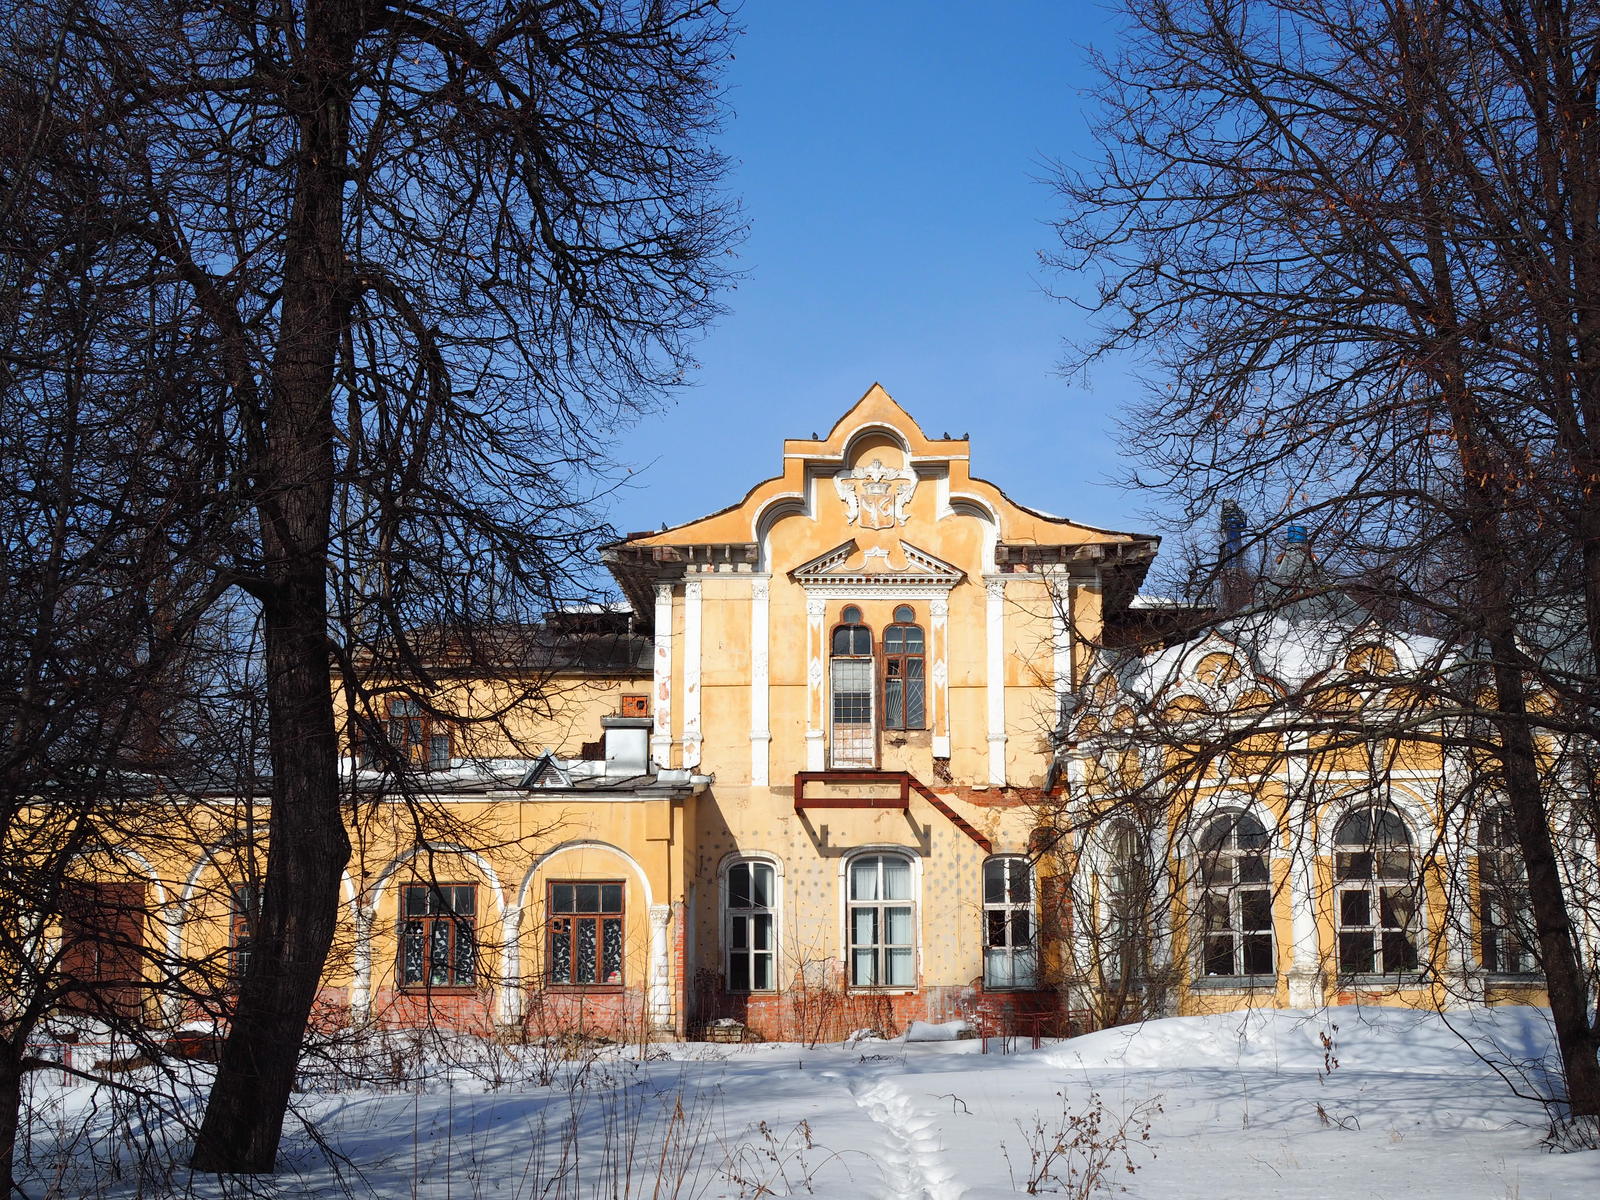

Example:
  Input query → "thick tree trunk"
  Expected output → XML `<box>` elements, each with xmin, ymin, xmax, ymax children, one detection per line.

<box><xmin>0</xmin><ymin>1044</ymin><xmax>22</xmax><ymax>1198</ymax></box>
<box><xmin>191</xmin><ymin>0</ymin><xmax>357</xmax><ymax>1173</ymax></box>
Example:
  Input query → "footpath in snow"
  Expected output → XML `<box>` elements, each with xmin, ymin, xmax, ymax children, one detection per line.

<box><xmin>19</xmin><ymin>1005</ymin><xmax>1599</xmax><ymax>1199</ymax></box>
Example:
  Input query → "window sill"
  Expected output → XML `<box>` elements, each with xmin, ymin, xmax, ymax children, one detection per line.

<box><xmin>847</xmin><ymin>986</ymin><xmax>918</xmax><ymax>995</ymax></box>
<box><xmin>1482</xmin><ymin>973</ymin><xmax>1544</xmax><ymax>985</ymax></box>
<box><xmin>1336</xmin><ymin>974</ymin><xmax>1427</xmax><ymax>988</ymax></box>
<box><xmin>1191</xmin><ymin>975</ymin><xmax>1276</xmax><ymax>992</ymax></box>
<box><xmin>546</xmin><ymin>984</ymin><xmax>626</xmax><ymax>994</ymax></box>
<box><xmin>398</xmin><ymin>985</ymin><xmax>481</xmax><ymax>995</ymax></box>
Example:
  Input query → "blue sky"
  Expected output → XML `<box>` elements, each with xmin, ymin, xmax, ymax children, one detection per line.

<box><xmin>604</xmin><ymin>2</ymin><xmax>1148</xmax><ymax>538</ymax></box>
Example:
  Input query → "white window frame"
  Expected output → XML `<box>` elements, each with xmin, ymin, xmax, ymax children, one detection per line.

<box><xmin>982</xmin><ymin>855</ymin><xmax>1037</xmax><ymax>989</ymax></box>
<box><xmin>1478</xmin><ymin>809</ymin><xmax>1538</xmax><ymax>976</ymax></box>
<box><xmin>1195</xmin><ymin>811</ymin><xmax>1275</xmax><ymax>979</ymax></box>
<box><xmin>842</xmin><ymin>849</ymin><xmax>919</xmax><ymax>990</ymax></box>
<box><xmin>1333</xmin><ymin>805</ymin><xmax>1421</xmax><ymax>977</ymax></box>
<box><xmin>721</xmin><ymin>855</ymin><xmax>780</xmax><ymax>992</ymax></box>
<box><xmin>830</xmin><ymin>608</ymin><xmax>876</xmax><ymax>768</ymax></box>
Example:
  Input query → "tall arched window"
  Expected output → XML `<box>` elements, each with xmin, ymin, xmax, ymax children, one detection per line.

<box><xmin>883</xmin><ymin>605</ymin><xmax>926</xmax><ymax>730</ymax></box>
<box><xmin>725</xmin><ymin>858</ymin><xmax>777</xmax><ymax>991</ymax></box>
<box><xmin>1478</xmin><ymin>809</ymin><xmax>1536</xmax><ymax>975</ymax></box>
<box><xmin>982</xmin><ymin>856</ymin><xmax>1036</xmax><ymax>988</ymax></box>
<box><xmin>1104</xmin><ymin>820</ymin><xmax>1150</xmax><ymax>987</ymax></box>
<box><xmin>1334</xmin><ymin>806</ymin><xmax>1418</xmax><ymax>975</ymax></box>
<box><xmin>830</xmin><ymin>606</ymin><xmax>874</xmax><ymax>768</ymax></box>
<box><xmin>1197</xmin><ymin>812</ymin><xmax>1273</xmax><ymax>977</ymax></box>
<box><xmin>848</xmin><ymin>852</ymin><xmax>915</xmax><ymax>987</ymax></box>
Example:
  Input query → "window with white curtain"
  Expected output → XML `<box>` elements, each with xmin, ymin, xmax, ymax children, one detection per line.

<box><xmin>848</xmin><ymin>853</ymin><xmax>915</xmax><ymax>987</ymax></box>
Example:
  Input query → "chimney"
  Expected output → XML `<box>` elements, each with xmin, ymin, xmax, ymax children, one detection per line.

<box><xmin>1218</xmin><ymin>501</ymin><xmax>1251</xmax><ymax>610</ymax></box>
<box><xmin>601</xmin><ymin>714</ymin><xmax>652</xmax><ymax>776</ymax></box>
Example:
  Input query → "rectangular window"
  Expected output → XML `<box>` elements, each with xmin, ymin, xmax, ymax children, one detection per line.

<box><xmin>983</xmin><ymin>856</ymin><xmax>1037</xmax><ymax>988</ymax></box>
<box><xmin>548</xmin><ymin>881</ymin><xmax>625</xmax><ymax>986</ymax></box>
<box><xmin>726</xmin><ymin>861</ymin><xmax>776</xmax><ymax>991</ymax></box>
<box><xmin>883</xmin><ymin>621</ymin><xmax>926</xmax><ymax>730</ymax></box>
<box><xmin>384</xmin><ymin>698</ymin><xmax>452</xmax><ymax>770</ymax></box>
<box><xmin>400</xmin><ymin>884</ymin><xmax>477</xmax><ymax>987</ymax></box>
<box><xmin>830</xmin><ymin>657</ymin><xmax>875</xmax><ymax>768</ymax></box>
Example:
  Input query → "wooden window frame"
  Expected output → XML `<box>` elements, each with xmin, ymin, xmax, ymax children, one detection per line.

<box><xmin>547</xmin><ymin>880</ymin><xmax>626</xmax><ymax>990</ymax></box>
<box><xmin>382</xmin><ymin>697</ymin><xmax>453</xmax><ymax>770</ymax></box>
<box><xmin>229</xmin><ymin>883</ymin><xmax>257</xmax><ymax>979</ymax></box>
<box><xmin>882</xmin><ymin>606</ymin><xmax>926</xmax><ymax>731</ymax></box>
<box><xmin>399</xmin><ymin>883</ymin><xmax>478</xmax><ymax>990</ymax></box>
<box><xmin>1478</xmin><ymin>809</ymin><xmax>1538</xmax><ymax>976</ymax></box>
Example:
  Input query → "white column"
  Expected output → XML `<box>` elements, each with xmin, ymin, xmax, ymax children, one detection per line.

<box><xmin>350</xmin><ymin>904</ymin><xmax>374</xmax><ymax>1023</ymax></box>
<box><xmin>930</xmin><ymin>597</ymin><xmax>950</xmax><ymax>758</ymax></box>
<box><xmin>986</xmin><ymin>577</ymin><xmax>1007</xmax><ymax>786</ymax></box>
<box><xmin>648</xmin><ymin>903</ymin><xmax>673</xmax><ymax>1031</ymax></box>
<box><xmin>651</xmin><ymin>582</ymin><xmax>674</xmax><ymax>770</ymax></box>
<box><xmin>499</xmin><ymin>905</ymin><xmax>524</xmax><ymax>1025</ymax></box>
<box><xmin>1283</xmin><ymin>737</ymin><xmax>1322</xmax><ymax>1008</ymax></box>
<box><xmin>682</xmin><ymin>577</ymin><xmax>703</xmax><ymax>768</ymax></box>
<box><xmin>805</xmin><ymin>594</ymin><xmax>826</xmax><ymax>770</ymax></box>
<box><xmin>750</xmin><ymin>577</ymin><xmax>771</xmax><ymax>785</ymax></box>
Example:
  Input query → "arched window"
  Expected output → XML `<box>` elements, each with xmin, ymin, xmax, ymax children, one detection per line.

<box><xmin>883</xmin><ymin>605</ymin><xmax>926</xmax><ymax>730</ymax></box>
<box><xmin>848</xmin><ymin>853</ymin><xmax>915</xmax><ymax>987</ymax></box>
<box><xmin>1197</xmin><ymin>812</ymin><xmax>1273</xmax><ymax>977</ymax></box>
<box><xmin>982</xmin><ymin>856</ymin><xmax>1036</xmax><ymax>988</ymax></box>
<box><xmin>725</xmin><ymin>858</ymin><xmax>777</xmax><ymax>991</ymax></box>
<box><xmin>1334</xmin><ymin>806</ymin><xmax>1418</xmax><ymax>975</ymax></box>
<box><xmin>1479</xmin><ymin>810</ymin><xmax>1536</xmax><ymax>975</ymax></box>
<box><xmin>1104</xmin><ymin>820</ymin><xmax>1150</xmax><ymax>987</ymax></box>
<box><xmin>830</xmin><ymin>608</ymin><xmax>874</xmax><ymax>768</ymax></box>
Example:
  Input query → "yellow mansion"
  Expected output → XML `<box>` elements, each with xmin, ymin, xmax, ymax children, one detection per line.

<box><xmin>57</xmin><ymin>386</ymin><xmax>1592</xmax><ymax>1040</ymax></box>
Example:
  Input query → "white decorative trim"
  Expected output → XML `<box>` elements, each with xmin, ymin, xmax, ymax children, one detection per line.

<box><xmin>1049</xmin><ymin>577</ymin><xmax>1072</xmax><ymax>725</ymax></box>
<box><xmin>750</xmin><ymin>575</ymin><xmax>771</xmax><ymax>785</ymax></box>
<box><xmin>806</xmin><ymin>596</ymin><xmax>826</xmax><ymax>756</ymax></box>
<box><xmin>683</xmin><ymin>579</ymin><xmax>702</xmax><ymax>768</ymax></box>
<box><xmin>805</xmin><ymin>729</ymin><xmax>826</xmax><ymax>771</ymax></box>
<box><xmin>652</xmin><ymin>582</ymin><xmax>674</xmax><ymax>770</ymax></box>
<box><xmin>930</xmin><ymin>597</ymin><xmax>949</xmax><ymax>753</ymax></box>
<box><xmin>986</xmin><ymin>577</ymin><xmax>1007</xmax><ymax>786</ymax></box>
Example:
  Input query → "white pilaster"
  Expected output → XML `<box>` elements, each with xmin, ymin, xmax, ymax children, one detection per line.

<box><xmin>499</xmin><ymin>906</ymin><xmax>524</xmax><ymax>1025</ymax></box>
<box><xmin>350</xmin><ymin>904</ymin><xmax>374</xmax><ymax>1023</ymax></box>
<box><xmin>986</xmin><ymin>577</ymin><xmax>1007</xmax><ymax>786</ymax></box>
<box><xmin>682</xmin><ymin>577</ymin><xmax>703</xmax><ymax>768</ymax></box>
<box><xmin>806</xmin><ymin>594</ymin><xmax>826</xmax><ymax>771</ymax></box>
<box><xmin>930</xmin><ymin>597</ymin><xmax>950</xmax><ymax>758</ymax></box>
<box><xmin>750</xmin><ymin>577</ymin><xmax>771</xmax><ymax>785</ymax></box>
<box><xmin>651</xmin><ymin>582</ymin><xmax>674</xmax><ymax>770</ymax></box>
<box><xmin>1283</xmin><ymin>736</ymin><xmax>1322</xmax><ymax>1007</ymax></box>
<box><xmin>1050</xmin><ymin>572</ymin><xmax>1073</xmax><ymax>729</ymax></box>
<box><xmin>648</xmin><ymin>903</ymin><xmax>673</xmax><ymax>1031</ymax></box>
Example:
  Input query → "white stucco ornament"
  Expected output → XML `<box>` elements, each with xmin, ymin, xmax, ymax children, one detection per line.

<box><xmin>834</xmin><ymin>458</ymin><xmax>916</xmax><ymax>529</ymax></box>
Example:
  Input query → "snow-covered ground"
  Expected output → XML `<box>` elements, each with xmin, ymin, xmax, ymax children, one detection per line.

<box><xmin>20</xmin><ymin>1006</ymin><xmax>1600</xmax><ymax>1198</ymax></box>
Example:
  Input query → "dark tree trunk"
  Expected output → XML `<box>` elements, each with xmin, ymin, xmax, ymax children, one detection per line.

<box><xmin>190</xmin><ymin>0</ymin><xmax>358</xmax><ymax>1173</ymax></box>
<box><xmin>0</xmin><ymin>1044</ymin><xmax>22</xmax><ymax>1199</ymax></box>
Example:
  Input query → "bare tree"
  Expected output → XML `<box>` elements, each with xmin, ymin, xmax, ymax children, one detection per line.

<box><xmin>1</xmin><ymin>0</ymin><xmax>737</xmax><ymax>1173</ymax></box>
<box><xmin>1049</xmin><ymin>0</ymin><xmax>1600</xmax><ymax>1118</ymax></box>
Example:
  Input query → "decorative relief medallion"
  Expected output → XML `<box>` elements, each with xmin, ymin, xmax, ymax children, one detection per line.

<box><xmin>806</xmin><ymin>596</ymin><xmax>827</xmax><ymax>619</ymax></box>
<box><xmin>931</xmin><ymin>659</ymin><xmax>948</xmax><ymax>687</ymax></box>
<box><xmin>834</xmin><ymin>458</ymin><xmax>916</xmax><ymax>529</ymax></box>
<box><xmin>807</xmin><ymin>656</ymin><xmax>824</xmax><ymax>688</ymax></box>
<box><xmin>929</xmin><ymin>598</ymin><xmax>949</xmax><ymax>619</ymax></box>
<box><xmin>751</xmin><ymin>577</ymin><xmax>769</xmax><ymax>601</ymax></box>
